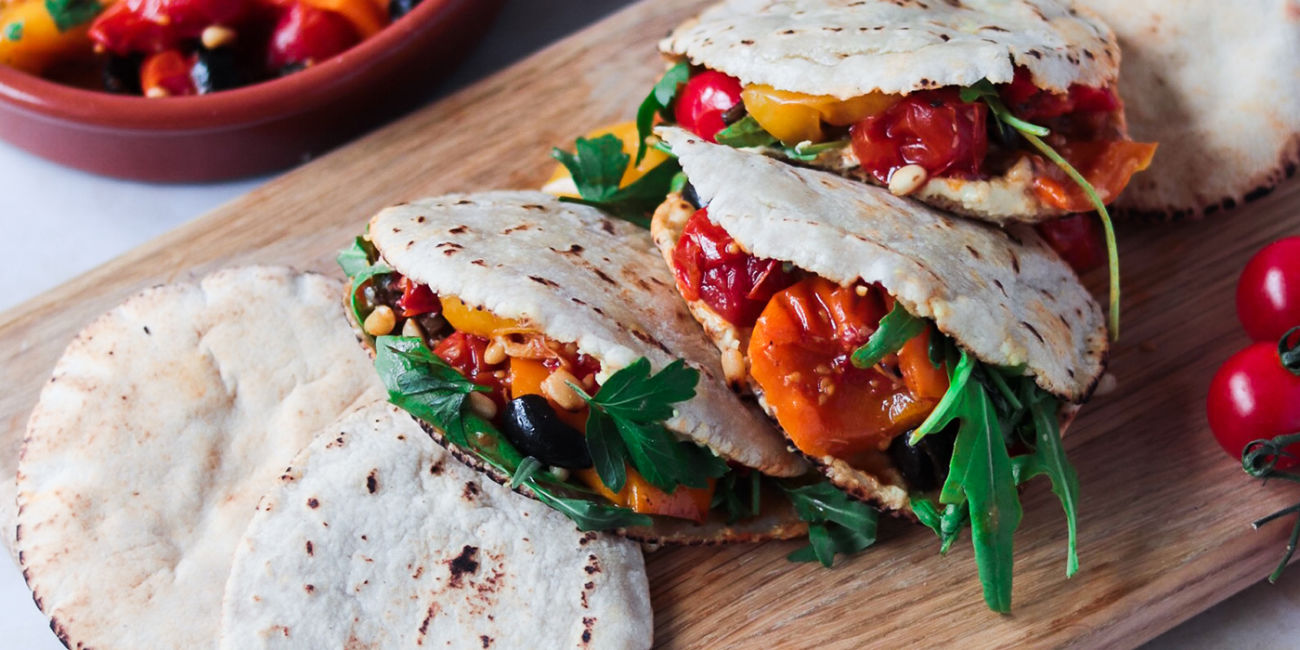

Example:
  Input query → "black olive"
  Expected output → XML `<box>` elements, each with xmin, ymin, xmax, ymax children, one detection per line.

<box><xmin>191</xmin><ymin>47</ymin><xmax>241</xmax><ymax>94</ymax></box>
<box><xmin>887</xmin><ymin>424</ymin><xmax>958</xmax><ymax>492</ymax></box>
<box><xmin>500</xmin><ymin>395</ymin><xmax>592</xmax><ymax>469</ymax></box>
<box><xmin>102</xmin><ymin>54</ymin><xmax>143</xmax><ymax>95</ymax></box>
<box><xmin>990</xmin><ymin>116</ymin><xmax>1019</xmax><ymax>148</ymax></box>
<box><xmin>388</xmin><ymin>0</ymin><xmax>422</xmax><ymax>20</ymax></box>
<box><xmin>681</xmin><ymin>181</ymin><xmax>702</xmax><ymax>209</ymax></box>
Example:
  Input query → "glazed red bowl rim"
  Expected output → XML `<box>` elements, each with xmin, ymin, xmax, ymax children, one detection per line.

<box><xmin>0</xmin><ymin>0</ymin><xmax>458</xmax><ymax>132</ymax></box>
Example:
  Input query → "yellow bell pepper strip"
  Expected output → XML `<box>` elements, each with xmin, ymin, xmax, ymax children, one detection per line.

<box><xmin>439</xmin><ymin>295</ymin><xmax>520</xmax><ymax>338</ymax></box>
<box><xmin>740</xmin><ymin>84</ymin><xmax>899</xmax><ymax>145</ymax></box>
<box><xmin>0</xmin><ymin>0</ymin><xmax>95</xmax><ymax>75</ymax></box>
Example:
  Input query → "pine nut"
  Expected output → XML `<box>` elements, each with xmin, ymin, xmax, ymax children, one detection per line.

<box><xmin>201</xmin><ymin>25</ymin><xmax>237</xmax><ymax>50</ymax></box>
<box><xmin>467</xmin><ymin>392</ymin><xmax>498</xmax><ymax>420</ymax></box>
<box><xmin>401</xmin><ymin>318</ymin><xmax>423</xmax><ymax>339</ymax></box>
<box><xmin>483</xmin><ymin>339</ymin><xmax>507</xmax><ymax>366</ymax></box>
<box><xmin>549</xmin><ymin>466</ymin><xmax>571</xmax><ymax>482</ymax></box>
<box><xmin>542</xmin><ymin>368</ymin><xmax>586</xmax><ymax>412</ymax></box>
<box><xmin>721</xmin><ymin>349</ymin><xmax>746</xmax><ymax>383</ymax></box>
<box><xmin>888</xmin><ymin>164</ymin><xmax>928</xmax><ymax>196</ymax></box>
<box><xmin>363</xmin><ymin>305</ymin><xmax>396</xmax><ymax>336</ymax></box>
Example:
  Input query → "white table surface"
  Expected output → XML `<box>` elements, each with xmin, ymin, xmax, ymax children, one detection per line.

<box><xmin>1</xmin><ymin>1</ymin><xmax>1295</xmax><ymax>647</ymax></box>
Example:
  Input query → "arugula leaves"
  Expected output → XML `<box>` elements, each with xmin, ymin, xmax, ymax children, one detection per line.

<box><xmin>715</xmin><ymin>116</ymin><xmax>779</xmax><ymax>148</ymax></box>
<box><xmin>850</xmin><ymin>301</ymin><xmax>927</xmax><ymax>369</ymax></box>
<box><xmin>336</xmin><ymin>236</ymin><xmax>392</xmax><ymax>333</ymax></box>
<box><xmin>713</xmin><ymin>470</ymin><xmax>762</xmax><ymax>524</ymax></box>
<box><xmin>635</xmin><ymin>61</ymin><xmax>691</xmax><ymax>164</ymax></box>
<box><xmin>574</xmin><ymin>358</ymin><xmax>729</xmax><ymax>494</ymax></box>
<box><xmin>550</xmin><ymin>135</ymin><xmax>682</xmax><ymax>228</ymax></box>
<box><xmin>373</xmin><ymin>335</ymin><xmax>652</xmax><ymax>531</ymax></box>
<box><xmin>45</xmin><ymin>0</ymin><xmax>101</xmax><ymax>32</ymax></box>
<box><xmin>782</xmin><ymin>481</ymin><xmax>879</xmax><ymax>567</ymax></box>
<box><xmin>961</xmin><ymin>79</ymin><xmax>1121</xmax><ymax>341</ymax></box>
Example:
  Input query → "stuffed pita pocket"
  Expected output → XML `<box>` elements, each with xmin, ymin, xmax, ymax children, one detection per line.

<box><xmin>340</xmin><ymin>191</ymin><xmax>879</xmax><ymax>555</ymax></box>
<box><xmin>652</xmin><ymin>128</ymin><xmax>1106</xmax><ymax>611</ymax></box>
<box><xmin>221</xmin><ymin>401</ymin><xmax>652</xmax><ymax>650</ymax></box>
<box><xmin>637</xmin><ymin>0</ymin><xmax>1156</xmax><ymax>226</ymax></box>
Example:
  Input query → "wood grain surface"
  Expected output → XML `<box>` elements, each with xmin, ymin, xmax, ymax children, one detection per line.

<box><xmin>3</xmin><ymin>1</ymin><xmax>1298</xmax><ymax>647</ymax></box>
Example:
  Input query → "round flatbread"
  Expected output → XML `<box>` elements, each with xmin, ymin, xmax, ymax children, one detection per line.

<box><xmin>219</xmin><ymin>401</ymin><xmax>652</xmax><ymax>650</ymax></box>
<box><xmin>1079</xmin><ymin>0</ymin><xmax>1300</xmax><ymax>218</ymax></box>
<box><xmin>368</xmin><ymin>191</ymin><xmax>806</xmax><ymax>479</ymax></box>
<box><xmin>16</xmin><ymin>266</ymin><xmax>383</xmax><ymax>650</ymax></box>
<box><xmin>660</xmin><ymin>0</ymin><xmax>1119</xmax><ymax>99</ymax></box>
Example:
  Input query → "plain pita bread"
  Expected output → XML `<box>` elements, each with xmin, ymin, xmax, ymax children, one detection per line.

<box><xmin>657</xmin><ymin>127</ymin><xmax>1106</xmax><ymax>404</ymax></box>
<box><xmin>659</xmin><ymin>0</ymin><xmax>1119</xmax><ymax>99</ymax></box>
<box><xmin>219</xmin><ymin>401</ymin><xmax>651</xmax><ymax>650</ymax></box>
<box><xmin>368</xmin><ymin>191</ymin><xmax>806</xmax><ymax>479</ymax></box>
<box><xmin>16</xmin><ymin>266</ymin><xmax>383</xmax><ymax>649</ymax></box>
<box><xmin>1079</xmin><ymin>0</ymin><xmax>1300</xmax><ymax>218</ymax></box>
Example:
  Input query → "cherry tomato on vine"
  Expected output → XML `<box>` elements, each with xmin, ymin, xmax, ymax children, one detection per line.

<box><xmin>674</xmin><ymin>70</ymin><xmax>742</xmax><ymax>142</ymax></box>
<box><xmin>1236</xmin><ymin>237</ymin><xmax>1300</xmax><ymax>343</ymax></box>
<box><xmin>1035</xmin><ymin>213</ymin><xmax>1106</xmax><ymax>273</ymax></box>
<box><xmin>1206</xmin><ymin>334</ymin><xmax>1300</xmax><ymax>469</ymax></box>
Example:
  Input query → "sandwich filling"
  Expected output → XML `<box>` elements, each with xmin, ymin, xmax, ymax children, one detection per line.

<box><xmin>653</xmin><ymin>193</ymin><xmax>1083</xmax><ymax>611</ymax></box>
<box><xmin>643</xmin><ymin>63</ymin><xmax>1156</xmax><ymax>222</ymax></box>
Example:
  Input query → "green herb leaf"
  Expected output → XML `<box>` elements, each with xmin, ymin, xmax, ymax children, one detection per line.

<box><xmin>780</xmin><ymin>139</ymin><xmax>849</xmax><ymax>162</ymax></box>
<box><xmin>585</xmin><ymin>410</ymin><xmax>628</xmax><ymax>493</ymax></box>
<box><xmin>635</xmin><ymin>62</ymin><xmax>690</xmax><ymax>164</ymax></box>
<box><xmin>782</xmin><ymin>481</ymin><xmax>879</xmax><ymax>567</ymax></box>
<box><xmin>574</xmin><ymin>359</ymin><xmax>726</xmax><ymax>494</ymax></box>
<box><xmin>961</xmin><ymin>78</ymin><xmax>1120</xmax><ymax>341</ymax></box>
<box><xmin>850</xmin><ymin>301</ymin><xmax>927</xmax><ymax>369</ymax></box>
<box><xmin>715</xmin><ymin>115</ymin><xmax>779</xmax><ymax>148</ymax></box>
<box><xmin>938</xmin><ymin>501</ymin><xmax>969</xmax><ymax>554</ymax></box>
<box><xmin>531</xmin><ymin>489</ymin><xmax>654</xmax><ymax>531</ymax></box>
<box><xmin>1020</xmin><ymin>391</ymin><xmax>1081</xmax><ymax>577</ymax></box>
<box><xmin>45</xmin><ymin>0</ymin><xmax>101</xmax><ymax>31</ymax></box>
<box><xmin>712</xmin><ymin>470</ymin><xmax>762</xmax><ymax>523</ymax></box>
<box><xmin>336</xmin><ymin>237</ymin><xmax>393</xmax><ymax>333</ymax></box>
<box><xmin>511</xmin><ymin>457</ymin><xmax>544</xmax><ymax>489</ymax></box>
<box><xmin>3</xmin><ymin>21</ymin><xmax>23</xmax><ymax>42</ymax></box>
<box><xmin>552</xmin><ymin>135</ymin><xmax>682</xmax><ymax>228</ymax></box>
<box><xmin>912</xmin><ymin>349</ymin><xmax>975</xmax><ymax>443</ymax></box>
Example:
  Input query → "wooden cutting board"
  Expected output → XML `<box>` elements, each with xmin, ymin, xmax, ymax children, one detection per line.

<box><xmin>2</xmin><ymin>1</ymin><xmax>1298</xmax><ymax>647</ymax></box>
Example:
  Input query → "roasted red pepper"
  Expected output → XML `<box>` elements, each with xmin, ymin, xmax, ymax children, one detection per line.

<box><xmin>433</xmin><ymin>332</ymin><xmax>509</xmax><ymax>406</ymax></box>
<box><xmin>1000</xmin><ymin>67</ymin><xmax>1120</xmax><ymax>122</ymax></box>
<box><xmin>90</xmin><ymin>0</ymin><xmax>252</xmax><ymax>55</ymax></box>
<box><xmin>396</xmin><ymin>277</ymin><xmax>440</xmax><ymax>318</ymax></box>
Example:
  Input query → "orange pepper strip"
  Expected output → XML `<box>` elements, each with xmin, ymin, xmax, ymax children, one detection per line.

<box><xmin>576</xmin><ymin>468</ymin><xmax>714</xmax><ymax>524</ymax></box>
<box><xmin>1033</xmin><ymin>140</ymin><xmax>1158</xmax><ymax>212</ymax></box>
<box><xmin>898</xmin><ymin>329</ymin><xmax>949</xmax><ymax>401</ymax></box>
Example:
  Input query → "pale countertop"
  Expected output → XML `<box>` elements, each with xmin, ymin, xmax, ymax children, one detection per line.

<box><xmin>1</xmin><ymin>1</ymin><xmax>1295</xmax><ymax>647</ymax></box>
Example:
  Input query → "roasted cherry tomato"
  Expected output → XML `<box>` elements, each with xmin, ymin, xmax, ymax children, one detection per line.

<box><xmin>671</xmin><ymin>208</ymin><xmax>796</xmax><ymax>326</ymax></box>
<box><xmin>433</xmin><ymin>331</ymin><xmax>508</xmax><ymax>405</ymax></box>
<box><xmin>1237</xmin><ymin>237</ymin><xmax>1300</xmax><ymax>343</ymax></box>
<box><xmin>90</xmin><ymin>0</ymin><xmax>252</xmax><ymax>55</ymax></box>
<box><xmin>1036</xmin><ymin>214</ymin><xmax>1106</xmax><ymax>273</ymax></box>
<box><xmin>1207</xmin><ymin>335</ymin><xmax>1300</xmax><ymax>469</ymax></box>
<box><xmin>140</xmin><ymin>49</ymin><xmax>196</xmax><ymax>96</ymax></box>
<box><xmin>396</xmin><ymin>277</ymin><xmax>439</xmax><ymax>317</ymax></box>
<box><xmin>1000</xmin><ymin>67</ymin><xmax>1120</xmax><ymax>122</ymax></box>
<box><xmin>748</xmin><ymin>277</ymin><xmax>935</xmax><ymax>461</ymax></box>
<box><xmin>850</xmin><ymin>89</ymin><xmax>988</xmax><ymax>183</ymax></box>
<box><xmin>267</xmin><ymin>0</ymin><xmax>360</xmax><ymax>71</ymax></box>
<box><xmin>1032</xmin><ymin>140</ymin><xmax>1157</xmax><ymax>212</ymax></box>
<box><xmin>674</xmin><ymin>70</ymin><xmax>742</xmax><ymax>142</ymax></box>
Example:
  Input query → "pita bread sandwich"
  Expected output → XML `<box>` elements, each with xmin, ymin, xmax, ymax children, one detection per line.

<box><xmin>339</xmin><ymin>191</ymin><xmax>879</xmax><ymax>559</ymax></box>
<box><xmin>16</xmin><ymin>266</ymin><xmax>383</xmax><ymax>649</ymax></box>
<box><xmin>1077</xmin><ymin>0</ymin><xmax>1298</xmax><ymax>219</ymax></box>
<box><xmin>651</xmin><ymin>128</ymin><xmax>1106</xmax><ymax>612</ymax></box>
<box><xmin>641</xmin><ymin>0</ymin><xmax>1157</xmax><ymax>226</ymax></box>
<box><xmin>221</xmin><ymin>401</ymin><xmax>652</xmax><ymax>650</ymax></box>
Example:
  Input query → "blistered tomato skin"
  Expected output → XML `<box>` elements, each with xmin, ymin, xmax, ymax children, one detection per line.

<box><xmin>850</xmin><ymin>89</ymin><xmax>988</xmax><ymax>183</ymax></box>
<box><xmin>433</xmin><ymin>332</ymin><xmax>508</xmax><ymax>405</ymax></box>
<box><xmin>1036</xmin><ymin>214</ymin><xmax>1106</xmax><ymax>273</ymax></box>
<box><xmin>671</xmin><ymin>208</ymin><xmax>796</xmax><ymax>327</ymax></box>
<box><xmin>1000</xmin><ymin>67</ymin><xmax>1120</xmax><ymax>122</ymax></box>
<box><xmin>1206</xmin><ymin>341</ymin><xmax>1300</xmax><ymax>469</ymax></box>
<box><xmin>674</xmin><ymin>71</ymin><xmax>743</xmax><ymax>142</ymax></box>
<box><xmin>1236</xmin><ymin>237</ymin><xmax>1300</xmax><ymax>343</ymax></box>
<box><xmin>267</xmin><ymin>1</ymin><xmax>360</xmax><ymax>71</ymax></box>
<box><xmin>396</xmin><ymin>277</ymin><xmax>440</xmax><ymax>317</ymax></box>
<box><xmin>90</xmin><ymin>0</ymin><xmax>252</xmax><ymax>55</ymax></box>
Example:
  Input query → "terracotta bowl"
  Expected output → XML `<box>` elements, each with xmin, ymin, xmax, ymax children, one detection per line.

<box><xmin>0</xmin><ymin>0</ymin><xmax>503</xmax><ymax>182</ymax></box>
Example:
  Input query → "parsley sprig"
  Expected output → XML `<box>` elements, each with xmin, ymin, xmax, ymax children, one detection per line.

<box><xmin>782</xmin><ymin>481</ymin><xmax>880</xmax><ymax>567</ymax></box>
<box><xmin>635</xmin><ymin>61</ymin><xmax>691</xmax><ymax>164</ymax></box>
<box><xmin>960</xmin><ymin>79</ymin><xmax>1122</xmax><ymax>341</ymax></box>
<box><xmin>45</xmin><ymin>0</ymin><xmax>101</xmax><ymax>32</ymax></box>
<box><xmin>572</xmin><ymin>358</ymin><xmax>729</xmax><ymax>493</ymax></box>
<box><xmin>550</xmin><ymin>135</ymin><xmax>682</xmax><ymax>228</ymax></box>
